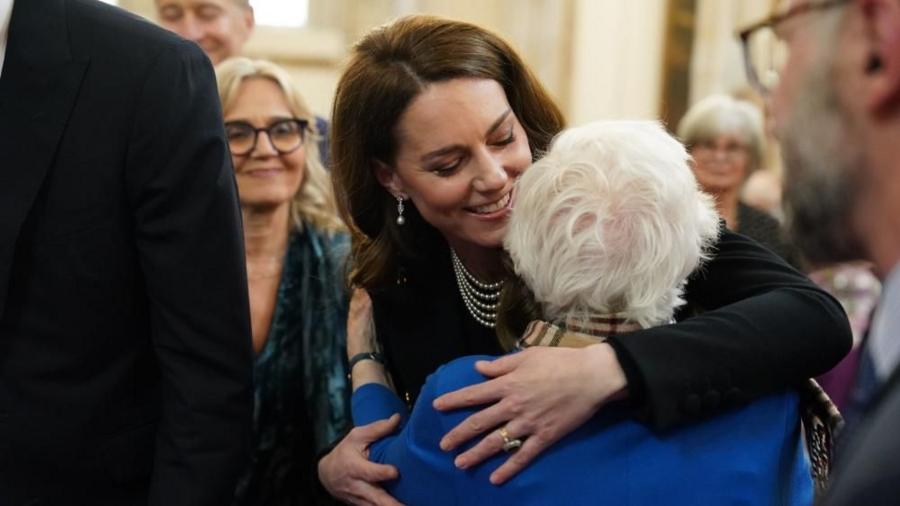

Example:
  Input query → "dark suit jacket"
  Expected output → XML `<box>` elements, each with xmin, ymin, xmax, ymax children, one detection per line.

<box><xmin>0</xmin><ymin>1</ymin><xmax>253</xmax><ymax>504</ymax></box>
<box><xmin>822</xmin><ymin>366</ymin><xmax>900</xmax><ymax>505</ymax></box>
<box><xmin>372</xmin><ymin>229</ymin><xmax>851</xmax><ymax>429</ymax></box>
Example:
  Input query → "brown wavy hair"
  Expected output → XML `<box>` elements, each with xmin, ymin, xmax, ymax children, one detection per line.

<box><xmin>331</xmin><ymin>15</ymin><xmax>566</xmax><ymax>289</ymax></box>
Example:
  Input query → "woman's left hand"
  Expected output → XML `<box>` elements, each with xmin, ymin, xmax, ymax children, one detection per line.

<box><xmin>432</xmin><ymin>343</ymin><xmax>628</xmax><ymax>484</ymax></box>
<box><xmin>347</xmin><ymin>288</ymin><xmax>378</xmax><ymax>359</ymax></box>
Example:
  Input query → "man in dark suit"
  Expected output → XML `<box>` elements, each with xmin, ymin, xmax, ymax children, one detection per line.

<box><xmin>741</xmin><ymin>0</ymin><xmax>900</xmax><ymax>503</ymax></box>
<box><xmin>0</xmin><ymin>0</ymin><xmax>253</xmax><ymax>504</ymax></box>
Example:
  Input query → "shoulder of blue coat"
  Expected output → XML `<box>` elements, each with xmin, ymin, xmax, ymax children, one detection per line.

<box><xmin>429</xmin><ymin>355</ymin><xmax>498</xmax><ymax>398</ymax></box>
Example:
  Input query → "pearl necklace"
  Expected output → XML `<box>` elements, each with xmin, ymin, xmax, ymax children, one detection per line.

<box><xmin>450</xmin><ymin>249</ymin><xmax>504</xmax><ymax>329</ymax></box>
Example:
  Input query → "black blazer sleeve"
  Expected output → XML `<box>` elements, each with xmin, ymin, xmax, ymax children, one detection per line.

<box><xmin>124</xmin><ymin>40</ymin><xmax>254</xmax><ymax>506</ymax></box>
<box><xmin>607</xmin><ymin>228</ymin><xmax>851</xmax><ymax>430</ymax></box>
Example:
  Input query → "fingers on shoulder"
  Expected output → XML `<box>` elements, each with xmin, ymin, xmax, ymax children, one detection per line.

<box><xmin>352</xmin><ymin>414</ymin><xmax>401</xmax><ymax>441</ymax></box>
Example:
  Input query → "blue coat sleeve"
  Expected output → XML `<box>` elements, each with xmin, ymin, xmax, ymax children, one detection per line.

<box><xmin>352</xmin><ymin>384</ymin><xmax>409</xmax><ymax>429</ymax></box>
<box><xmin>350</xmin><ymin>358</ymin><xmax>493</xmax><ymax>506</ymax></box>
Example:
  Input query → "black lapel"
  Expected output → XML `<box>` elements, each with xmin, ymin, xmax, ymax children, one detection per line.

<box><xmin>0</xmin><ymin>0</ymin><xmax>88</xmax><ymax>317</ymax></box>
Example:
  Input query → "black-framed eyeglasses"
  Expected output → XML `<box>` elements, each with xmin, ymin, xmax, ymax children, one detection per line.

<box><xmin>224</xmin><ymin>118</ymin><xmax>309</xmax><ymax>156</ymax></box>
<box><xmin>690</xmin><ymin>140</ymin><xmax>749</xmax><ymax>162</ymax></box>
<box><xmin>738</xmin><ymin>0</ymin><xmax>849</xmax><ymax>96</ymax></box>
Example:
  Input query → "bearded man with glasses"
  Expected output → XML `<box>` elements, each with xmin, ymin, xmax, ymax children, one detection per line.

<box><xmin>740</xmin><ymin>0</ymin><xmax>900</xmax><ymax>503</ymax></box>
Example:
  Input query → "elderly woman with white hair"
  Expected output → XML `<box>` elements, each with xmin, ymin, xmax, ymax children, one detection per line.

<box><xmin>678</xmin><ymin>94</ymin><xmax>795</xmax><ymax>263</ymax></box>
<box><xmin>348</xmin><ymin>121</ymin><xmax>813</xmax><ymax>505</ymax></box>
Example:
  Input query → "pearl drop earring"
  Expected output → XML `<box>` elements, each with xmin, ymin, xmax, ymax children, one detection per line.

<box><xmin>396</xmin><ymin>195</ymin><xmax>406</xmax><ymax>226</ymax></box>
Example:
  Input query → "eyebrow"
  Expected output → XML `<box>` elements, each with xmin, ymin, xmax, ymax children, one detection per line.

<box><xmin>224</xmin><ymin>115</ymin><xmax>295</xmax><ymax>125</ymax></box>
<box><xmin>419</xmin><ymin>109</ymin><xmax>513</xmax><ymax>164</ymax></box>
<box><xmin>197</xmin><ymin>3</ymin><xmax>224</xmax><ymax>12</ymax></box>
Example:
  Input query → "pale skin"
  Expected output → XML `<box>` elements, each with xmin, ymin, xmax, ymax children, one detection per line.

<box><xmin>689</xmin><ymin>134</ymin><xmax>752</xmax><ymax>230</ymax></box>
<box><xmin>320</xmin><ymin>77</ymin><xmax>628</xmax><ymax>503</ymax></box>
<box><xmin>224</xmin><ymin>77</ymin><xmax>306</xmax><ymax>353</ymax></box>
<box><xmin>771</xmin><ymin>0</ymin><xmax>900</xmax><ymax>276</ymax></box>
<box><xmin>155</xmin><ymin>0</ymin><xmax>254</xmax><ymax>65</ymax></box>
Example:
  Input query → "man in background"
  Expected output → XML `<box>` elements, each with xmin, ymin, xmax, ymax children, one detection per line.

<box><xmin>154</xmin><ymin>0</ymin><xmax>332</xmax><ymax>164</ymax></box>
<box><xmin>155</xmin><ymin>0</ymin><xmax>254</xmax><ymax>65</ymax></box>
<box><xmin>747</xmin><ymin>0</ymin><xmax>900</xmax><ymax>502</ymax></box>
<box><xmin>0</xmin><ymin>0</ymin><xmax>253</xmax><ymax>504</ymax></box>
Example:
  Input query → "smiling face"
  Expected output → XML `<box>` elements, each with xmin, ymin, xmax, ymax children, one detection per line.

<box><xmin>376</xmin><ymin>78</ymin><xmax>532</xmax><ymax>254</ymax></box>
<box><xmin>689</xmin><ymin>133</ymin><xmax>751</xmax><ymax>196</ymax></box>
<box><xmin>156</xmin><ymin>0</ymin><xmax>253</xmax><ymax>65</ymax></box>
<box><xmin>224</xmin><ymin>77</ymin><xmax>306</xmax><ymax>211</ymax></box>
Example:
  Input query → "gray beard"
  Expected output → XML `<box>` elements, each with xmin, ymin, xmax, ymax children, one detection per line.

<box><xmin>780</xmin><ymin>52</ymin><xmax>866</xmax><ymax>265</ymax></box>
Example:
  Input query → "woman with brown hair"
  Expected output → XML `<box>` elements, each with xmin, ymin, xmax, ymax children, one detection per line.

<box><xmin>319</xmin><ymin>15</ymin><xmax>850</xmax><ymax>505</ymax></box>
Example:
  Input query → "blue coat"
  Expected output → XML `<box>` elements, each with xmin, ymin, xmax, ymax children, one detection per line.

<box><xmin>354</xmin><ymin>355</ymin><xmax>813</xmax><ymax>506</ymax></box>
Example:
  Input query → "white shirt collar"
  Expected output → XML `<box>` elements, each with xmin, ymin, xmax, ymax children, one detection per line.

<box><xmin>869</xmin><ymin>264</ymin><xmax>900</xmax><ymax>380</ymax></box>
<box><xmin>0</xmin><ymin>0</ymin><xmax>13</xmax><ymax>79</ymax></box>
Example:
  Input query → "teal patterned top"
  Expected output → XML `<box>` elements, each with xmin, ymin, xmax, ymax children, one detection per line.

<box><xmin>235</xmin><ymin>226</ymin><xmax>352</xmax><ymax>505</ymax></box>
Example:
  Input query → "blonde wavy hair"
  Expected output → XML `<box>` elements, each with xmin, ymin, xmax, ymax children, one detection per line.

<box><xmin>216</xmin><ymin>57</ymin><xmax>343</xmax><ymax>233</ymax></box>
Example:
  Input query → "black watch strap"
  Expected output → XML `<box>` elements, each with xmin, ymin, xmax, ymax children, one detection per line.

<box><xmin>349</xmin><ymin>351</ymin><xmax>385</xmax><ymax>370</ymax></box>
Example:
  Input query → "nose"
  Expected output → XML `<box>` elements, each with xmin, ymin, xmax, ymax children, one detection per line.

<box><xmin>251</xmin><ymin>131</ymin><xmax>279</xmax><ymax>157</ymax></box>
<box><xmin>710</xmin><ymin>149</ymin><xmax>730</xmax><ymax>162</ymax></box>
<box><xmin>471</xmin><ymin>148</ymin><xmax>509</xmax><ymax>193</ymax></box>
<box><xmin>178</xmin><ymin>14</ymin><xmax>204</xmax><ymax>42</ymax></box>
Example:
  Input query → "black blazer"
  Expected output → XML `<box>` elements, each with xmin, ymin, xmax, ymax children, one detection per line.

<box><xmin>0</xmin><ymin>1</ymin><xmax>253</xmax><ymax>504</ymax></box>
<box><xmin>822</xmin><ymin>366</ymin><xmax>900</xmax><ymax>505</ymax></box>
<box><xmin>372</xmin><ymin>229</ymin><xmax>851</xmax><ymax>429</ymax></box>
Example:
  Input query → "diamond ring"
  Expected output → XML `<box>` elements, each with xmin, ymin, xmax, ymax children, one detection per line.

<box><xmin>498</xmin><ymin>426</ymin><xmax>523</xmax><ymax>452</ymax></box>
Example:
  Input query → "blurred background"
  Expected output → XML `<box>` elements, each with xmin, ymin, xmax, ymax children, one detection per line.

<box><xmin>108</xmin><ymin>0</ymin><xmax>772</xmax><ymax>129</ymax></box>
<box><xmin>104</xmin><ymin>0</ymin><xmax>883</xmax><ymax>417</ymax></box>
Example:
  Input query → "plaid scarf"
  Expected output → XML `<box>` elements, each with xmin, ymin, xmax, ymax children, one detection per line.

<box><xmin>517</xmin><ymin>314</ymin><xmax>644</xmax><ymax>349</ymax></box>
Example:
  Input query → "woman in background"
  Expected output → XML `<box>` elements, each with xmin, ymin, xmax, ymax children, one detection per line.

<box><xmin>216</xmin><ymin>58</ymin><xmax>350</xmax><ymax>505</ymax></box>
<box><xmin>678</xmin><ymin>94</ymin><xmax>796</xmax><ymax>263</ymax></box>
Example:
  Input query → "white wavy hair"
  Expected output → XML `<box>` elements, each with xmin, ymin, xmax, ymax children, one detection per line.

<box><xmin>504</xmin><ymin>120</ymin><xmax>721</xmax><ymax>328</ymax></box>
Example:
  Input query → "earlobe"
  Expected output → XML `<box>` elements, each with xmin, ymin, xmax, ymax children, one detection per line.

<box><xmin>861</xmin><ymin>0</ymin><xmax>900</xmax><ymax>113</ymax></box>
<box><xmin>372</xmin><ymin>159</ymin><xmax>406</xmax><ymax>199</ymax></box>
<box><xmin>245</xmin><ymin>7</ymin><xmax>256</xmax><ymax>32</ymax></box>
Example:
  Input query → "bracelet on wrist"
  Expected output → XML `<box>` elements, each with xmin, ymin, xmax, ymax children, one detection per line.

<box><xmin>349</xmin><ymin>351</ymin><xmax>385</xmax><ymax>371</ymax></box>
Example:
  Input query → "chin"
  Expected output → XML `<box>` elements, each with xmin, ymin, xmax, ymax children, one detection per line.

<box><xmin>239</xmin><ymin>195</ymin><xmax>293</xmax><ymax>211</ymax></box>
<box><xmin>469</xmin><ymin>226</ymin><xmax>509</xmax><ymax>250</ymax></box>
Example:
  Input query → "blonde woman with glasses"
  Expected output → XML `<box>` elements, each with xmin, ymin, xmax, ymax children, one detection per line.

<box><xmin>216</xmin><ymin>57</ymin><xmax>350</xmax><ymax>506</ymax></box>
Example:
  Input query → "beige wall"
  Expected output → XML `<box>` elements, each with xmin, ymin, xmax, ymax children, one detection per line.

<box><xmin>119</xmin><ymin>0</ymin><xmax>776</xmax><ymax>124</ymax></box>
<box><xmin>568</xmin><ymin>0</ymin><xmax>667</xmax><ymax>125</ymax></box>
<box><xmin>690</xmin><ymin>0</ymin><xmax>772</xmax><ymax>104</ymax></box>
<box><xmin>120</xmin><ymin>0</ymin><xmax>346</xmax><ymax>117</ymax></box>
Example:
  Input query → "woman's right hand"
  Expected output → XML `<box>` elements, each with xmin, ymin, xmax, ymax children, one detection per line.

<box><xmin>318</xmin><ymin>415</ymin><xmax>405</xmax><ymax>506</ymax></box>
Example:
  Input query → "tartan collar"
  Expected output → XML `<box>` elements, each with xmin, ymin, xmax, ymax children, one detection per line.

<box><xmin>517</xmin><ymin>314</ymin><xmax>645</xmax><ymax>350</ymax></box>
<box><xmin>563</xmin><ymin>313</ymin><xmax>644</xmax><ymax>338</ymax></box>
